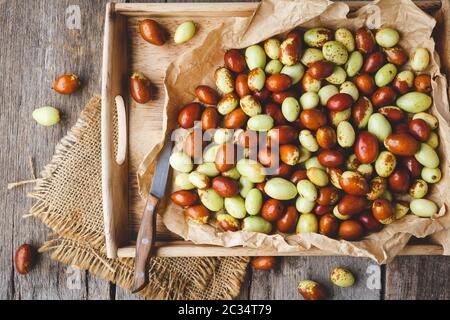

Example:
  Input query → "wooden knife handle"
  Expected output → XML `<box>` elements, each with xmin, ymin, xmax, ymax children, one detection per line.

<box><xmin>132</xmin><ymin>194</ymin><xmax>159</xmax><ymax>293</ymax></box>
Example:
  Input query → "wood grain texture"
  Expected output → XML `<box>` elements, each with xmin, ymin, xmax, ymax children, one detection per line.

<box><xmin>87</xmin><ymin>273</ymin><xmax>113</xmax><ymax>300</ymax></box>
<box><xmin>0</xmin><ymin>0</ymin><xmax>115</xmax><ymax>299</ymax></box>
<box><xmin>115</xmin><ymin>285</ymin><xmax>145</xmax><ymax>300</ymax></box>
<box><xmin>385</xmin><ymin>256</ymin><xmax>450</xmax><ymax>299</ymax></box>
<box><xmin>124</xmin><ymin>4</ymin><xmax>255</xmax><ymax>240</ymax></box>
<box><xmin>116</xmin><ymin>243</ymin><xmax>444</xmax><ymax>258</ymax></box>
<box><xmin>101</xmin><ymin>2</ymin><xmax>130</xmax><ymax>259</ymax></box>
<box><xmin>248</xmin><ymin>257</ymin><xmax>381</xmax><ymax>300</ymax></box>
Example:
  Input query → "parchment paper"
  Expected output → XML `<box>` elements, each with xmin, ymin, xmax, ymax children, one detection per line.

<box><xmin>138</xmin><ymin>0</ymin><xmax>450</xmax><ymax>263</ymax></box>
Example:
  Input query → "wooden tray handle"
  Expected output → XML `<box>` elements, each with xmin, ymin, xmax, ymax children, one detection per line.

<box><xmin>115</xmin><ymin>95</ymin><xmax>127</xmax><ymax>165</ymax></box>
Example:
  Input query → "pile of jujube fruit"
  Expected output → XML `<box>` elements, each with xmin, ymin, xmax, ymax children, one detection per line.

<box><xmin>169</xmin><ymin>26</ymin><xmax>440</xmax><ymax>241</ymax></box>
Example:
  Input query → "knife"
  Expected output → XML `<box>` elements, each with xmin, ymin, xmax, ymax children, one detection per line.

<box><xmin>132</xmin><ymin>140</ymin><xmax>173</xmax><ymax>293</ymax></box>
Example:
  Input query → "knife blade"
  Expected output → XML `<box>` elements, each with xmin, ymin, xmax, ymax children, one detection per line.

<box><xmin>132</xmin><ymin>140</ymin><xmax>173</xmax><ymax>293</ymax></box>
<box><xmin>149</xmin><ymin>140</ymin><xmax>174</xmax><ymax>199</ymax></box>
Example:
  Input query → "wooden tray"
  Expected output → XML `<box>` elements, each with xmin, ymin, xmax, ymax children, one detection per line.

<box><xmin>101</xmin><ymin>1</ymin><xmax>449</xmax><ymax>259</ymax></box>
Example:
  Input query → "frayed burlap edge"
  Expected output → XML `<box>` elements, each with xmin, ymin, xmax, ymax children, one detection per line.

<box><xmin>28</xmin><ymin>96</ymin><xmax>249</xmax><ymax>300</ymax></box>
<box><xmin>39</xmin><ymin>238</ymin><xmax>249</xmax><ymax>300</ymax></box>
<box><xmin>29</xmin><ymin>97</ymin><xmax>105</xmax><ymax>248</ymax></box>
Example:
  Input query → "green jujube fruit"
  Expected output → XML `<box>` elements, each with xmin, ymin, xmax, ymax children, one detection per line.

<box><xmin>339</xmin><ymin>81</ymin><xmax>359</xmax><ymax>101</ymax></box>
<box><xmin>198</xmin><ymin>188</ymin><xmax>224</xmax><ymax>212</ymax></box>
<box><xmin>322</xmin><ymin>41</ymin><xmax>348</xmax><ymax>65</ymax></box>
<box><xmin>330</xmin><ymin>108</ymin><xmax>351</xmax><ymax>127</ymax></box>
<box><xmin>265</xmin><ymin>59</ymin><xmax>283</xmax><ymax>75</ymax></box>
<box><xmin>264</xmin><ymin>38</ymin><xmax>281</xmax><ymax>60</ymax></box>
<box><xmin>345</xmin><ymin>51</ymin><xmax>363</xmax><ymax>77</ymax></box>
<box><xmin>239</xmin><ymin>176</ymin><xmax>254</xmax><ymax>198</ymax></box>
<box><xmin>305</xmin><ymin>156</ymin><xmax>326</xmax><ymax>170</ymax></box>
<box><xmin>174</xmin><ymin>21</ymin><xmax>196</xmax><ymax>44</ymax></box>
<box><xmin>300</xmin><ymin>92</ymin><xmax>319</xmax><ymax>110</ymax></box>
<box><xmin>409</xmin><ymin>179</ymin><xmax>428</xmax><ymax>199</ymax></box>
<box><xmin>223</xmin><ymin>167</ymin><xmax>241</xmax><ymax>180</ymax></box>
<box><xmin>224</xmin><ymin>196</ymin><xmax>246</xmax><ymax>219</ymax></box>
<box><xmin>335</xmin><ymin>28</ymin><xmax>355</xmax><ymax>52</ymax></box>
<box><xmin>410</xmin><ymin>48</ymin><xmax>430</xmax><ymax>72</ymax></box>
<box><xmin>306</xmin><ymin>167</ymin><xmax>329</xmax><ymax>187</ymax></box>
<box><xmin>175</xmin><ymin>173</ymin><xmax>195</xmax><ymax>190</ymax></box>
<box><xmin>236</xmin><ymin>159</ymin><xmax>266</xmax><ymax>183</ymax></box>
<box><xmin>299</xmin><ymin>130</ymin><xmax>319</xmax><ymax>152</ymax></box>
<box><xmin>326</xmin><ymin>66</ymin><xmax>347</xmax><ymax>85</ymax></box>
<box><xmin>412</xmin><ymin>112</ymin><xmax>438</xmax><ymax>129</ymax></box>
<box><xmin>301</xmin><ymin>48</ymin><xmax>324</xmax><ymax>66</ymax></box>
<box><xmin>318</xmin><ymin>85</ymin><xmax>339</xmax><ymax>106</ymax></box>
<box><xmin>297</xmin><ymin>180</ymin><xmax>318</xmax><ymax>202</ymax></box>
<box><xmin>368</xmin><ymin>113</ymin><xmax>392</xmax><ymax>142</ymax></box>
<box><xmin>337</xmin><ymin>120</ymin><xmax>355</xmax><ymax>147</ymax></box>
<box><xmin>296</xmin><ymin>213</ymin><xmax>318</xmax><ymax>234</ymax></box>
<box><xmin>203</xmin><ymin>144</ymin><xmax>220</xmax><ymax>163</ymax></box>
<box><xmin>410</xmin><ymin>199</ymin><xmax>438</xmax><ymax>218</ymax></box>
<box><xmin>375</xmin><ymin>63</ymin><xmax>397</xmax><ymax>87</ymax></box>
<box><xmin>282</xmin><ymin>97</ymin><xmax>300</xmax><ymax>122</ymax></box>
<box><xmin>169</xmin><ymin>151</ymin><xmax>193</xmax><ymax>173</ymax></box>
<box><xmin>426</xmin><ymin>132</ymin><xmax>439</xmax><ymax>149</ymax></box>
<box><xmin>375</xmin><ymin>151</ymin><xmax>397</xmax><ymax>177</ymax></box>
<box><xmin>421</xmin><ymin>167</ymin><xmax>442</xmax><ymax>184</ymax></box>
<box><xmin>397</xmin><ymin>92</ymin><xmax>433</xmax><ymax>113</ymax></box>
<box><xmin>296</xmin><ymin>197</ymin><xmax>316</xmax><ymax>214</ymax></box>
<box><xmin>375</xmin><ymin>28</ymin><xmax>400</xmax><ymax>48</ymax></box>
<box><xmin>195</xmin><ymin>162</ymin><xmax>220</xmax><ymax>177</ymax></box>
<box><xmin>247</xmin><ymin>115</ymin><xmax>274</xmax><ymax>132</ymax></box>
<box><xmin>281</xmin><ymin>64</ymin><xmax>305</xmax><ymax>84</ymax></box>
<box><xmin>245</xmin><ymin>189</ymin><xmax>263</xmax><ymax>215</ymax></box>
<box><xmin>32</xmin><ymin>106</ymin><xmax>60</xmax><ymax>126</ymax></box>
<box><xmin>245</xmin><ymin>45</ymin><xmax>266</xmax><ymax>70</ymax></box>
<box><xmin>330</xmin><ymin>267</ymin><xmax>355</xmax><ymax>287</ymax></box>
<box><xmin>395</xmin><ymin>202</ymin><xmax>410</xmax><ymax>220</ymax></box>
<box><xmin>264</xmin><ymin>178</ymin><xmax>298</xmax><ymax>200</ymax></box>
<box><xmin>213</xmin><ymin>128</ymin><xmax>233</xmax><ymax>144</ymax></box>
<box><xmin>304</xmin><ymin>27</ymin><xmax>332</xmax><ymax>48</ymax></box>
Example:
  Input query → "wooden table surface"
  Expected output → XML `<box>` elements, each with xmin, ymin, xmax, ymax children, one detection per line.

<box><xmin>1</xmin><ymin>0</ymin><xmax>449</xmax><ymax>300</ymax></box>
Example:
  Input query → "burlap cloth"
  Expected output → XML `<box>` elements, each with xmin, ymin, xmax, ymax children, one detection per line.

<box><xmin>29</xmin><ymin>96</ymin><xmax>249</xmax><ymax>300</ymax></box>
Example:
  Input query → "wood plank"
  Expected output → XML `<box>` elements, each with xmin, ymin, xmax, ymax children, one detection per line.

<box><xmin>86</xmin><ymin>273</ymin><xmax>113</xmax><ymax>300</ymax></box>
<box><xmin>385</xmin><ymin>0</ymin><xmax>450</xmax><ymax>301</ymax></box>
<box><xmin>101</xmin><ymin>1</ymin><xmax>130</xmax><ymax>259</ymax></box>
<box><xmin>115</xmin><ymin>285</ymin><xmax>144</xmax><ymax>300</ymax></box>
<box><xmin>0</xmin><ymin>0</ymin><xmax>20</xmax><ymax>299</ymax></box>
<box><xmin>94</xmin><ymin>13</ymin><xmax>146</xmax><ymax>292</ymax></box>
<box><xmin>124</xmin><ymin>2</ymin><xmax>255</xmax><ymax>241</ymax></box>
<box><xmin>0</xmin><ymin>0</ymin><xmax>115</xmax><ymax>299</ymax></box>
<box><xmin>236</xmin><ymin>265</ymin><xmax>252</xmax><ymax>300</ymax></box>
<box><xmin>385</xmin><ymin>256</ymin><xmax>450</xmax><ymax>299</ymax></box>
<box><xmin>249</xmin><ymin>257</ymin><xmax>381</xmax><ymax>300</ymax></box>
<box><xmin>118</xmin><ymin>0</ymin><xmax>442</xmax><ymax>16</ymax></box>
<box><xmin>116</xmin><ymin>1</ymin><xmax>256</xmax><ymax>17</ymax></box>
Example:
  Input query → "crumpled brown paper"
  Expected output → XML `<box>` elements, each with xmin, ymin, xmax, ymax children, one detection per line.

<box><xmin>138</xmin><ymin>0</ymin><xmax>450</xmax><ymax>263</ymax></box>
